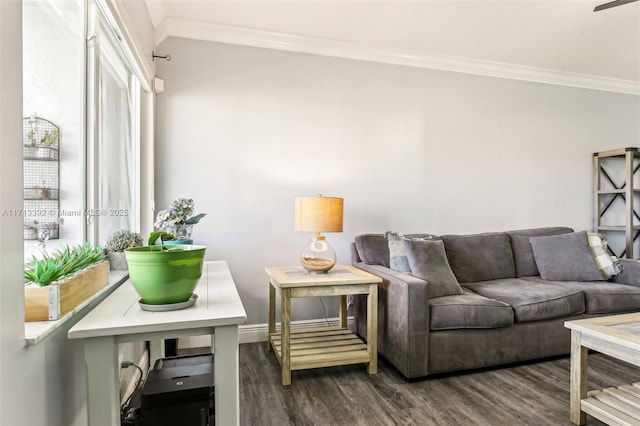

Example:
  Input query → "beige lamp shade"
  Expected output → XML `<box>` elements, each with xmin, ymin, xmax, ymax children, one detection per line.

<box><xmin>294</xmin><ymin>197</ymin><xmax>344</xmax><ymax>233</ymax></box>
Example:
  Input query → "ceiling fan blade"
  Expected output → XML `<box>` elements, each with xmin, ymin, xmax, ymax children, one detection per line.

<box><xmin>594</xmin><ymin>0</ymin><xmax>639</xmax><ymax>12</ymax></box>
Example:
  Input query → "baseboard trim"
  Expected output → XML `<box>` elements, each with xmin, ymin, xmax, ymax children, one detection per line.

<box><xmin>177</xmin><ymin>316</ymin><xmax>355</xmax><ymax>349</ymax></box>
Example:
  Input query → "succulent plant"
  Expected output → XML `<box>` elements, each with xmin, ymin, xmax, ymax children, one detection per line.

<box><xmin>24</xmin><ymin>243</ymin><xmax>105</xmax><ymax>287</ymax></box>
<box><xmin>153</xmin><ymin>197</ymin><xmax>206</xmax><ymax>240</ymax></box>
<box><xmin>104</xmin><ymin>230</ymin><xmax>143</xmax><ymax>252</ymax></box>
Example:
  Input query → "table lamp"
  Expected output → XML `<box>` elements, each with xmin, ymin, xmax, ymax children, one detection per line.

<box><xmin>294</xmin><ymin>196</ymin><xmax>343</xmax><ymax>273</ymax></box>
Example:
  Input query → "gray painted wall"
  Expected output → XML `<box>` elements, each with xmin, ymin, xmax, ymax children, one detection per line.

<box><xmin>155</xmin><ymin>37</ymin><xmax>640</xmax><ymax>325</ymax></box>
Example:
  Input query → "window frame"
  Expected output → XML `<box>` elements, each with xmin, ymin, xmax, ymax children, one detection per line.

<box><xmin>85</xmin><ymin>1</ymin><xmax>142</xmax><ymax>245</ymax></box>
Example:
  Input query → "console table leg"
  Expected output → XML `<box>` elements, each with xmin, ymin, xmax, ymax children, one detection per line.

<box><xmin>84</xmin><ymin>336</ymin><xmax>119</xmax><ymax>426</ymax></box>
<box><xmin>570</xmin><ymin>330</ymin><xmax>587</xmax><ymax>425</ymax></box>
<box><xmin>214</xmin><ymin>324</ymin><xmax>240</xmax><ymax>426</ymax></box>
<box><xmin>149</xmin><ymin>339</ymin><xmax>165</xmax><ymax>366</ymax></box>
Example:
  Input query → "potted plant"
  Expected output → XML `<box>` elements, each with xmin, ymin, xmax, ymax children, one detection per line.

<box><xmin>104</xmin><ymin>229</ymin><xmax>143</xmax><ymax>270</ymax></box>
<box><xmin>34</xmin><ymin>217</ymin><xmax>63</xmax><ymax>241</ymax></box>
<box><xmin>23</xmin><ymin>116</ymin><xmax>60</xmax><ymax>158</ymax></box>
<box><xmin>150</xmin><ymin>197</ymin><xmax>206</xmax><ymax>244</ymax></box>
<box><xmin>122</xmin><ymin>198</ymin><xmax>207</xmax><ymax>308</ymax></box>
<box><xmin>23</xmin><ymin>117</ymin><xmax>37</xmax><ymax>158</ymax></box>
<box><xmin>125</xmin><ymin>243</ymin><xmax>206</xmax><ymax>306</ymax></box>
<box><xmin>34</xmin><ymin>181</ymin><xmax>51</xmax><ymax>199</ymax></box>
<box><xmin>40</xmin><ymin>129</ymin><xmax>59</xmax><ymax>147</ymax></box>
<box><xmin>24</xmin><ymin>223</ymin><xmax>38</xmax><ymax>240</ymax></box>
<box><xmin>24</xmin><ymin>243</ymin><xmax>108</xmax><ymax>321</ymax></box>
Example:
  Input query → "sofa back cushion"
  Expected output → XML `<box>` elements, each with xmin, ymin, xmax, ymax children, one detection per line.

<box><xmin>353</xmin><ymin>233</ymin><xmax>437</xmax><ymax>268</ymax></box>
<box><xmin>353</xmin><ymin>234</ymin><xmax>389</xmax><ymax>267</ymax></box>
<box><xmin>507</xmin><ymin>227</ymin><xmax>573</xmax><ymax>277</ymax></box>
<box><xmin>440</xmin><ymin>232</ymin><xmax>515</xmax><ymax>283</ymax></box>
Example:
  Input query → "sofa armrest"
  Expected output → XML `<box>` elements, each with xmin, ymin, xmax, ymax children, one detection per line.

<box><xmin>612</xmin><ymin>259</ymin><xmax>640</xmax><ymax>287</ymax></box>
<box><xmin>352</xmin><ymin>262</ymin><xmax>431</xmax><ymax>379</ymax></box>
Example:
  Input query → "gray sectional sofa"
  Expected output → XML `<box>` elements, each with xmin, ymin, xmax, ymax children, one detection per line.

<box><xmin>350</xmin><ymin>227</ymin><xmax>640</xmax><ymax>380</ymax></box>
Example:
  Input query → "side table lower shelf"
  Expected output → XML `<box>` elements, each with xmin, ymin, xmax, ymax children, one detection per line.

<box><xmin>269</xmin><ymin>327</ymin><xmax>370</xmax><ymax>370</ymax></box>
<box><xmin>581</xmin><ymin>383</ymin><xmax>640</xmax><ymax>425</ymax></box>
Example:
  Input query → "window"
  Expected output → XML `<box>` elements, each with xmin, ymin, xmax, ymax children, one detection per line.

<box><xmin>23</xmin><ymin>0</ymin><xmax>141</xmax><ymax>260</ymax></box>
<box><xmin>23</xmin><ymin>0</ymin><xmax>85</xmax><ymax>259</ymax></box>
<box><xmin>88</xmin><ymin>6</ymin><xmax>140</xmax><ymax>245</ymax></box>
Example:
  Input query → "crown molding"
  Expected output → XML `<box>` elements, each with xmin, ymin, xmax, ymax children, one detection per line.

<box><xmin>144</xmin><ymin>0</ymin><xmax>166</xmax><ymax>29</ymax></box>
<box><xmin>157</xmin><ymin>18</ymin><xmax>640</xmax><ymax>96</ymax></box>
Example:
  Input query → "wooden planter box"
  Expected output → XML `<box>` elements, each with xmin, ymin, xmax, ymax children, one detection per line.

<box><xmin>25</xmin><ymin>260</ymin><xmax>109</xmax><ymax>322</ymax></box>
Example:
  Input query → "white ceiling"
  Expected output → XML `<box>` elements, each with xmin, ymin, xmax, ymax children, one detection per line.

<box><xmin>144</xmin><ymin>1</ymin><xmax>640</xmax><ymax>91</ymax></box>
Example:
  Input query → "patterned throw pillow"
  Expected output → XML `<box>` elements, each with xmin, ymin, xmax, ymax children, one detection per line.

<box><xmin>385</xmin><ymin>231</ymin><xmax>434</xmax><ymax>273</ymax></box>
<box><xmin>587</xmin><ymin>232</ymin><xmax>622</xmax><ymax>279</ymax></box>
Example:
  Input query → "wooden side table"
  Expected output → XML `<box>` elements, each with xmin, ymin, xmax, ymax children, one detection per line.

<box><xmin>266</xmin><ymin>265</ymin><xmax>381</xmax><ymax>385</ymax></box>
<box><xmin>565</xmin><ymin>313</ymin><xmax>640</xmax><ymax>425</ymax></box>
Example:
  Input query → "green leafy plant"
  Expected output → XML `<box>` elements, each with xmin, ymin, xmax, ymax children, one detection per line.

<box><xmin>33</xmin><ymin>180</ymin><xmax>47</xmax><ymax>190</ymax></box>
<box><xmin>26</xmin><ymin>129</ymin><xmax>36</xmax><ymax>146</ymax></box>
<box><xmin>153</xmin><ymin>197</ymin><xmax>206</xmax><ymax>241</ymax></box>
<box><xmin>148</xmin><ymin>231</ymin><xmax>174</xmax><ymax>245</ymax></box>
<box><xmin>41</xmin><ymin>129</ymin><xmax>59</xmax><ymax>147</ymax></box>
<box><xmin>24</xmin><ymin>243</ymin><xmax>105</xmax><ymax>287</ymax></box>
<box><xmin>104</xmin><ymin>230</ymin><xmax>143</xmax><ymax>252</ymax></box>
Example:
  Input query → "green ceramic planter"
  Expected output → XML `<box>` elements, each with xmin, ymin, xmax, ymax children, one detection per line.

<box><xmin>124</xmin><ymin>245</ymin><xmax>206</xmax><ymax>305</ymax></box>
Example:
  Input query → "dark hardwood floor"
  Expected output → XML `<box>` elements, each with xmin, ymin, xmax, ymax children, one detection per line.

<box><xmin>234</xmin><ymin>342</ymin><xmax>640</xmax><ymax>426</ymax></box>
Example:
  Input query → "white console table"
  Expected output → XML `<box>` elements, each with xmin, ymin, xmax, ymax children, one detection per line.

<box><xmin>68</xmin><ymin>260</ymin><xmax>247</xmax><ymax>426</ymax></box>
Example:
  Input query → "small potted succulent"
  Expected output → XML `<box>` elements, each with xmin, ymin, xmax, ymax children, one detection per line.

<box><xmin>34</xmin><ymin>181</ymin><xmax>51</xmax><ymax>200</ymax></box>
<box><xmin>104</xmin><ymin>229</ymin><xmax>143</xmax><ymax>270</ymax></box>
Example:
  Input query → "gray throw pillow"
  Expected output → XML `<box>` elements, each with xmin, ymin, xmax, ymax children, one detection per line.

<box><xmin>530</xmin><ymin>231</ymin><xmax>603</xmax><ymax>282</ymax></box>
<box><xmin>403</xmin><ymin>239</ymin><xmax>464</xmax><ymax>298</ymax></box>
<box><xmin>385</xmin><ymin>231</ymin><xmax>433</xmax><ymax>273</ymax></box>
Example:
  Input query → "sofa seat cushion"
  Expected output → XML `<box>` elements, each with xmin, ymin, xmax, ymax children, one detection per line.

<box><xmin>441</xmin><ymin>232</ymin><xmax>516</xmax><ymax>283</ymax></box>
<box><xmin>464</xmin><ymin>279</ymin><xmax>585</xmax><ymax>323</ymax></box>
<box><xmin>429</xmin><ymin>288</ymin><xmax>514</xmax><ymax>330</ymax></box>
<box><xmin>522</xmin><ymin>276</ymin><xmax>640</xmax><ymax>314</ymax></box>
